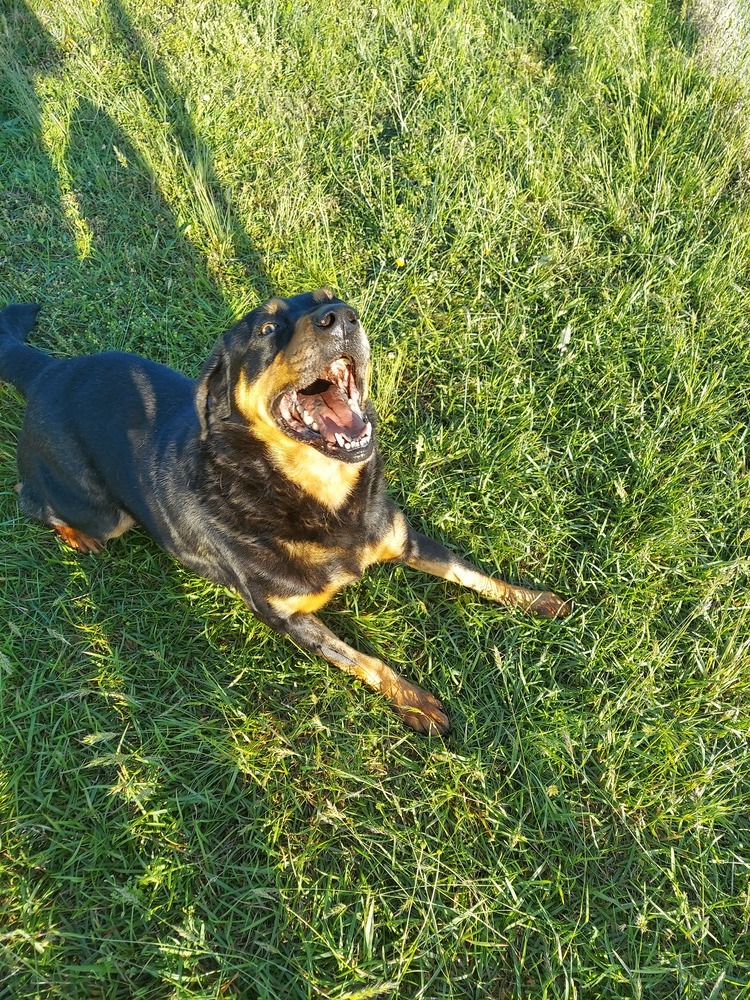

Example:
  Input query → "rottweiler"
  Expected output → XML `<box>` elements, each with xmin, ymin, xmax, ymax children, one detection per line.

<box><xmin>0</xmin><ymin>292</ymin><xmax>570</xmax><ymax>733</ymax></box>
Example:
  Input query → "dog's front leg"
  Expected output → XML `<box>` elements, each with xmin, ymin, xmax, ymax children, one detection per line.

<box><xmin>287</xmin><ymin>613</ymin><xmax>450</xmax><ymax>734</ymax></box>
<box><xmin>402</xmin><ymin>529</ymin><xmax>571</xmax><ymax>618</ymax></box>
<box><xmin>247</xmin><ymin>593</ymin><xmax>449</xmax><ymax>734</ymax></box>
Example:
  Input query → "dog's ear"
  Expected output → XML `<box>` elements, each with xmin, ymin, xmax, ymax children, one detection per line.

<box><xmin>195</xmin><ymin>338</ymin><xmax>232</xmax><ymax>440</ymax></box>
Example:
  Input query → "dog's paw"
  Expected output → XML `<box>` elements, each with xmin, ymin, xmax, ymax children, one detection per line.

<box><xmin>391</xmin><ymin>680</ymin><xmax>450</xmax><ymax>735</ymax></box>
<box><xmin>53</xmin><ymin>523</ymin><xmax>105</xmax><ymax>554</ymax></box>
<box><xmin>528</xmin><ymin>591</ymin><xmax>572</xmax><ymax>618</ymax></box>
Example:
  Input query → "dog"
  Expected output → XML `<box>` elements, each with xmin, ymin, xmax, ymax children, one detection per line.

<box><xmin>0</xmin><ymin>292</ymin><xmax>570</xmax><ymax>733</ymax></box>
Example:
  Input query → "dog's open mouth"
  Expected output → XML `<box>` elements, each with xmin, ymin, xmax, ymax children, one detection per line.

<box><xmin>276</xmin><ymin>357</ymin><xmax>372</xmax><ymax>457</ymax></box>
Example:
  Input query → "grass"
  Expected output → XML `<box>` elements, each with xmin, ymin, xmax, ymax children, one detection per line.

<box><xmin>1</xmin><ymin>0</ymin><xmax>750</xmax><ymax>995</ymax></box>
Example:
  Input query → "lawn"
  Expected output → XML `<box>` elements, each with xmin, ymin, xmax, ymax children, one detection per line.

<box><xmin>1</xmin><ymin>0</ymin><xmax>749</xmax><ymax>996</ymax></box>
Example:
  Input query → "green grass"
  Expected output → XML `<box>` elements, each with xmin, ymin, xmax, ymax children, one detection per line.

<box><xmin>1</xmin><ymin>0</ymin><xmax>750</xmax><ymax>996</ymax></box>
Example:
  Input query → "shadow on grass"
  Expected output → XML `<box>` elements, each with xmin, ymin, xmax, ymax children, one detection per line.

<box><xmin>0</xmin><ymin>2</ymin><xmax>323</xmax><ymax>994</ymax></box>
<box><xmin>99</xmin><ymin>0</ymin><xmax>270</xmax><ymax>299</ymax></box>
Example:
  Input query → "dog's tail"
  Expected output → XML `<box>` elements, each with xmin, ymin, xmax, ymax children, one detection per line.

<box><xmin>0</xmin><ymin>303</ymin><xmax>52</xmax><ymax>395</ymax></box>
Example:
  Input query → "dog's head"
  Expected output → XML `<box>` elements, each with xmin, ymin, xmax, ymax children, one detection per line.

<box><xmin>196</xmin><ymin>290</ymin><xmax>374</xmax><ymax>467</ymax></box>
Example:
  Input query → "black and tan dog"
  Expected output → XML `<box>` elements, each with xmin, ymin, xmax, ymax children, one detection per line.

<box><xmin>0</xmin><ymin>292</ymin><xmax>570</xmax><ymax>733</ymax></box>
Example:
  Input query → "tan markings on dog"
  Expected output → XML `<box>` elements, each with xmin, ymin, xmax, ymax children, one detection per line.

<box><xmin>52</xmin><ymin>523</ymin><xmax>104</xmax><ymax>554</ymax></box>
<box><xmin>286</xmin><ymin>447</ymin><xmax>367</xmax><ymax>510</ymax></box>
<box><xmin>312</xmin><ymin>287</ymin><xmax>334</xmax><ymax>303</ymax></box>
<box><xmin>263</xmin><ymin>298</ymin><xmax>285</xmax><ymax>315</ymax></box>
<box><xmin>279</xmin><ymin>539</ymin><xmax>346</xmax><ymax>564</ymax></box>
<box><xmin>347</xmin><ymin>651</ymin><xmax>394</xmax><ymax>693</ymax></box>
<box><xmin>234</xmin><ymin>359</ymin><xmax>299</xmax><ymax>449</ymax></box>
<box><xmin>103</xmin><ymin>512</ymin><xmax>136</xmax><ymax>541</ymax></box>
<box><xmin>332</xmin><ymin>649</ymin><xmax>449</xmax><ymax>735</ymax></box>
<box><xmin>235</xmin><ymin>368</ymin><xmax>370</xmax><ymax>510</ymax></box>
<box><xmin>268</xmin><ymin>570</ymin><xmax>358</xmax><ymax>616</ymax></box>
<box><xmin>359</xmin><ymin>511</ymin><xmax>408</xmax><ymax>569</ymax></box>
<box><xmin>298</xmin><ymin>619</ymin><xmax>449</xmax><ymax>734</ymax></box>
<box><xmin>405</xmin><ymin>551</ymin><xmax>569</xmax><ymax>616</ymax></box>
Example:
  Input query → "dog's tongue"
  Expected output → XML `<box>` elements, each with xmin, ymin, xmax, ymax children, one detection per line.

<box><xmin>302</xmin><ymin>385</ymin><xmax>366</xmax><ymax>443</ymax></box>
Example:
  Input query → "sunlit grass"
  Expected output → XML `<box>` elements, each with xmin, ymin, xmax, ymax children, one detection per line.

<box><xmin>1</xmin><ymin>0</ymin><xmax>749</xmax><ymax>996</ymax></box>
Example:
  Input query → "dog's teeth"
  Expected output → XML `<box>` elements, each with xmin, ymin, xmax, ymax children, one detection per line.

<box><xmin>312</xmin><ymin>421</ymin><xmax>319</xmax><ymax>431</ymax></box>
<box><xmin>335</xmin><ymin>433</ymin><xmax>346</xmax><ymax>448</ymax></box>
<box><xmin>302</xmin><ymin>411</ymin><xmax>314</xmax><ymax>426</ymax></box>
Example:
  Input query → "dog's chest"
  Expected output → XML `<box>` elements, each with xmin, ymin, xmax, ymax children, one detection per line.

<box><xmin>266</xmin><ymin>514</ymin><xmax>407</xmax><ymax>617</ymax></box>
<box><xmin>266</xmin><ymin>539</ymin><xmax>361</xmax><ymax>615</ymax></box>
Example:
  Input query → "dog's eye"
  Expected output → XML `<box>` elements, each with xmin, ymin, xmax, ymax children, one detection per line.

<box><xmin>258</xmin><ymin>322</ymin><xmax>278</xmax><ymax>337</ymax></box>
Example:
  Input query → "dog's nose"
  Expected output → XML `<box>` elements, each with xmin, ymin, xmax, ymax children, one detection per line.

<box><xmin>312</xmin><ymin>303</ymin><xmax>359</xmax><ymax>336</ymax></box>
